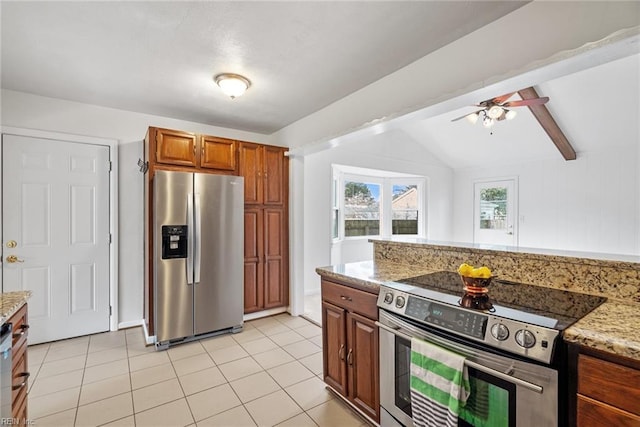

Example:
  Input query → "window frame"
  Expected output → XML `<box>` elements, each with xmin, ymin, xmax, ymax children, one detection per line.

<box><xmin>332</xmin><ymin>166</ymin><xmax>427</xmax><ymax>242</ymax></box>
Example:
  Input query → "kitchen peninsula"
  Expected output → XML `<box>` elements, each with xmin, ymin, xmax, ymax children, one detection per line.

<box><xmin>316</xmin><ymin>238</ymin><xmax>640</xmax><ymax>426</ymax></box>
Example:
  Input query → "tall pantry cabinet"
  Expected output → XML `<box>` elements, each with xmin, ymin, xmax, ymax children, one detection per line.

<box><xmin>240</xmin><ymin>142</ymin><xmax>289</xmax><ymax>313</ymax></box>
<box><xmin>143</xmin><ymin>127</ymin><xmax>289</xmax><ymax>337</ymax></box>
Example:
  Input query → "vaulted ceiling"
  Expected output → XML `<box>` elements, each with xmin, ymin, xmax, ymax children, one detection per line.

<box><xmin>399</xmin><ymin>53</ymin><xmax>639</xmax><ymax>169</ymax></box>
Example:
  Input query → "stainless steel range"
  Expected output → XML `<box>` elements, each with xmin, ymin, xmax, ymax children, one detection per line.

<box><xmin>376</xmin><ymin>271</ymin><xmax>606</xmax><ymax>427</ymax></box>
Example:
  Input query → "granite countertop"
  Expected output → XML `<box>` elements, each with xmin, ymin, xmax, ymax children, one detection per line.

<box><xmin>0</xmin><ymin>291</ymin><xmax>32</xmax><ymax>324</ymax></box>
<box><xmin>563</xmin><ymin>302</ymin><xmax>640</xmax><ymax>361</ymax></box>
<box><xmin>316</xmin><ymin>260</ymin><xmax>436</xmax><ymax>294</ymax></box>
<box><xmin>317</xmin><ymin>260</ymin><xmax>640</xmax><ymax>362</ymax></box>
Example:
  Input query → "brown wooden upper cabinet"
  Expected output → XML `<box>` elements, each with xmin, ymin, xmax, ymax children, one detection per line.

<box><xmin>200</xmin><ymin>135</ymin><xmax>237</xmax><ymax>172</ymax></box>
<box><xmin>155</xmin><ymin>127</ymin><xmax>199</xmax><ymax>167</ymax></box>
<box><xmin>239</xmin><ymin>142</ymin><xmax>287</xmax><ymax>205</ymax></box>
<box><xmin>150</xmin><ymin>127</ymin><xmax>238</xmax><ymax>173</ymax></box>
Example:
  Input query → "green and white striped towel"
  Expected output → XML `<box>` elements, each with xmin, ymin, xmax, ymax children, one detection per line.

<box><xmin>410</xmin><ymin>337</ymin><xmax>471</xmax><ymax>427</ymax></box>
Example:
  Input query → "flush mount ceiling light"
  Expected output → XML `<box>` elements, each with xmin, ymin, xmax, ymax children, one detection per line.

<box><xmin>214</xmin><ymin>73</ymin><xmax>251</xmax><ymax>99</ymax></box>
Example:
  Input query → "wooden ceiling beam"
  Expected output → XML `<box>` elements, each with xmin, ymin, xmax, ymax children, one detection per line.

<box><xmin>518</xmin><ymin>87</ymin><xmax>577</xmax><ymax>161</ymax></box>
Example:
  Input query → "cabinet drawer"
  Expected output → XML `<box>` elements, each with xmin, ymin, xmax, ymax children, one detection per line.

<box><xmin>10</xmin><ymin>304</ymin><xmax>28</xmax><ymax>347</ymax></box>
<box><xmin>322</xmin><ymin>280</ymin><xmax>377</xmax><ymax>320</ymax></box>
<box><xmin>578</xmin><ymin>354</ymin><xmax>640</xmax><ymax>415</ymax></box>
<box><xmin>577</xmin><ymin>394</ymin><xmax>640</xmax><ymax>427</ymax></box>
<box><xmin>12</xmin><ymin>351</ymin><xmax>29</xmax><ymax>410</ymax></box>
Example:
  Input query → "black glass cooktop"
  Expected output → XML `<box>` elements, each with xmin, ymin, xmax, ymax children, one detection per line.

<box><xmin>393</xmin><ymin>271</ymin><xmax>607</xmax><ymax>330</ymax></box>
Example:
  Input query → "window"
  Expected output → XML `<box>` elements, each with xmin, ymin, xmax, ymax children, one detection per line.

<box><xmin>344</xmin><ymin>181</ymin><xmax>381</xmax><ymax>237</ymax></box>
<box><xmin>392</xmin><ymin>185</ymin><xmax>418</xmax><ymax>235</ymax></box>
<box><xmin>332</xmin><ymin>165</ymin><xmax>426</xmax><ymax>240</ymax></box>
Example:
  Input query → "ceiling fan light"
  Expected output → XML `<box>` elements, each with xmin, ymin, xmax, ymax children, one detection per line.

<box><xmin>466</xmin><ymin>112</ymin><xmax>479</xmax><ymax>124</ymax></box>
<box><xmin>482</xmin><ymin>116</ymin><xmax>494</xmax><ymax>128</ymax></box>
<box><xmin>487</xmin><ymin>105</ymin><xmax>504</xmax><ymax>119</ymax></box>
<box><xmin>214</xmin><ymin>73</ymin><xmax>251</xmax><ymax>99</ymax></box>
<box><xmin>505</xmin><ymin>109</ymin><xmax>517</xmax><ymax>120</ymax></box>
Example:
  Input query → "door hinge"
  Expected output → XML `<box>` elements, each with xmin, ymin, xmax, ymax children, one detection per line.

<box><xmin>109</xmin><ymin>306</ymin><xmax>112</xmax><ymax>316</ymax></box>
<box><xmin>109</xmin><ymin>233</ymin><xmax>112</xmax><ymax>244</ymax></box>
<box><xmin>108</xmin><ymin>161</ymin><xmax>112</xmax><ymax>172</ymax></box>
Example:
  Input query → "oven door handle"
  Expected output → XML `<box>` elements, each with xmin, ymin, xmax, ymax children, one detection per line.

<box><xmin>376</xmin><ymin>321</ymin><xmax>544</xmax><ymax>394</ymax></box>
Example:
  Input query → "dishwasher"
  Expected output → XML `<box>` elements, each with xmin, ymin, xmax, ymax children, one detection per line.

<box><xmin>0</xmin><ymin>322</ymin><xmax>12</xmax><ymax>418</ymax></box>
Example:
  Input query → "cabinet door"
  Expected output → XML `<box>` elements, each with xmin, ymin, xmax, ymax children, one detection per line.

<box><xmin>239</xmin><ymin>143</ymin><xmax>263</xmax><ymax>204</ymax></box>
<box><xmin>322</xmin><ymin>301</ymin><xmax>347</xmax><ymax>396</ymax></box>
<box><xmin>263</xmin><ymin>146</ymin><xmax>286</xmax><ymax>205</ymax></box>
<box><xmin>201</xmin><ymin>136</ymin><xmax>237</xmax><ymax>172</ymax></box>
<box><xmin>263</xmin><ymin>208</ymin><xmax>286</xmax><ymax>308</ymax></box>
<box><xmin>155</xmin><ymin>128</ymin><xmax>198</xmax><ymax>167</ymax></box>
<box><xmin>577</xmin><ymin>395</ymin><xmax>640</xmax><ymax>427</ymax></box>
<box><xmin>347</xmin><ymin>311</ymin><xmax>380</xmax><ymax>422</ymax></box>
<box><xmin>244</xmin><ymin>208</ymin><xmax>264</xmax><ymax>313</ymax></box>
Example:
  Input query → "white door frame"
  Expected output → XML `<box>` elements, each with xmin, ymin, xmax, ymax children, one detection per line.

<box><xmin>1</xmin><ymin>126</ymin><xmax>119</xmax><ymax>332</ymax></box>
<box><xmin>472</xmin><ymin>177</ymin><xmax>518</xmax><ymax>247</ymax></box>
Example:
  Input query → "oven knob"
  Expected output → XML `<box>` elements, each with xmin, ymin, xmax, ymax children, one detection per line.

<box><xmin>490</xmin><ymin>323</ymin><xmax>510</xmax><ymax>341</ymax></box>
<box><xmin>515</xmin><ymin>329</ymin><xmax>536</xmax><ymax>348</ymax></box>
<box><xmin>384</xmin><ymin>292</ymin><xmax>394</xmax><ymax>304</ymax></box>
<box><xmin>395</xmin><ymin>296</ymin><xmax>406</xmax><ymax>308</ymax></box>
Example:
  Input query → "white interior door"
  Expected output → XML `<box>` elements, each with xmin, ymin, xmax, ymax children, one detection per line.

<box><xmin>2</xmin><ymin>134</ymin><xmax>111</xmax><ymax>344</ymax></box>
<box><xmin>473</xmin><ymin>179</ymin><xmax>517</xmax><ymax>247</ymax></box>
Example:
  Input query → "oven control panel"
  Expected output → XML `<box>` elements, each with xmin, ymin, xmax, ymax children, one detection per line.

<box><xmin>405</xmin><ymin>297</ymin><xmax>487</xmax><ymax>339</ymax></box>
<box><xmin>378</xmin><ymin>286</ymin><xmax>561</xmax><ymax>364</ymax></box>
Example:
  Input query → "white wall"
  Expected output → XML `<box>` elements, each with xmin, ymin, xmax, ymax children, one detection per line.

<box><xmin>303</xmin><ymin>129</ymin><xmax>453</xmax><ymax>294</ymax></box>
<box><xmin>452</xmin><ymin>146</ymin><xmax>640</xmax><ymax>255</ymax></box>
<box><xmin>0</xmin><ymin>89</ymin><xmax>273</xmax><ymax>326</ymax></box>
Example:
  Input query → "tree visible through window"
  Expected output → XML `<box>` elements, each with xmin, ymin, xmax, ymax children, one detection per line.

<box><xmin>344</xmin><ymin>181</ymin><xmax>380</xmax><ymax>236</ymax></box>
<box><xmin>479</xmin><ymin>187</ymin><xmax>507</xmax><ymax>230</ymax></box>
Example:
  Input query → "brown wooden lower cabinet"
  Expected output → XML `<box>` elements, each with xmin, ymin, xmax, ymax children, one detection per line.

<box><xmin>244</xmin><ymin>207</ymin><xmax>287</xmax><ymax>313</ymax></box>
<box><xmin>576</xmin><ymin>349</ymin><xmax>640</xmax><ymax>427</ymax></box>
<box><xmin>321</xmin><ymin>278</ymin><xmax>379</xmax><ymax>423</ymax></box>
<box><xmin>9</xmin><ymin>304</ymin><xmax>29</xmax><ymax>424</ymax></box>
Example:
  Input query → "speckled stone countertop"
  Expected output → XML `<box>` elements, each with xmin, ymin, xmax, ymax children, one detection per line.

<box><xmin>564</xmin><ymin>301</ymin><xmax>640</xmax><ymax>361</ymax></box>
<box><xmin>317</xmin><ymin>260</ymin><xmax>640</xmax><ymax>362</ymax></box>
<box><xmin>0</xmin><ymin>291</ymin><xmax>32</xmax><ymax>324</ymax></box>
<box><xmin>316</xmin><ymin>260</ymin><xmax>436</xmax><ymax>294</ymax></box>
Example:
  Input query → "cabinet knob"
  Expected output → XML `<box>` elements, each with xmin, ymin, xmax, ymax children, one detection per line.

<box><xmin>347</xmin><ymin>349</ymin><xmax>353</xmax><ymax>366</ymax></box>
<box><xmin>13</xmin><ymin>324</ymin><xmax>29</xmax><ymax>339</ymax></box>
<box><xmin>12</xmin><ymin>372</ymin><xmax>30</xmax><ymax>391</ymax></box>
<box><xmin>339</xmin><ymin>344</ymin><xmax>345</xmax><ymax>361</ymax></box>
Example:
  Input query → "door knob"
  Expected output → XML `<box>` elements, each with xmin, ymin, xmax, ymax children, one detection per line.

<box><xmin>5</xmin><ymin>255</ymin><xmax>24</xmax><ymax>263</ymax></box>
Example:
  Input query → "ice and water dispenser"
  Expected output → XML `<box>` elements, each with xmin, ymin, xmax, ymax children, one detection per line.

<box><xmin>161</xmin><ymin>225</ymin><xmax>188</xmax><ymax>259</ymax></box>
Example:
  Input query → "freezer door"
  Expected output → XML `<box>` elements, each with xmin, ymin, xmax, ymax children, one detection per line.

<box><xmin>193</xmin><ymin>174</ymin><xmax>244</xmax><ymax>335</ymax></box>
<box><xmin>154</xmin><ymin>170</ymin><xmax>194</xmax><ymax>342</ymax></box>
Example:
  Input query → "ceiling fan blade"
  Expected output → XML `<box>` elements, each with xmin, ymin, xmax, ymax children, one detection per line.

<box><xmin>451</xmin><ymin>110</ymin><xmax>483</xmax><ymax>122</ymax></box>
<box><xmin>492</xmin><ymin>92</ymin><xmax>516</xmax><ymax>105</ymax></box>
<box><xmin>503</xmin><ymin>97</ymin><xmax>549</xmax><ymax>107</ymax></box>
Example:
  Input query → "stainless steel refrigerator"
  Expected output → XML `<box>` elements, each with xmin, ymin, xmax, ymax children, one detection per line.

<box><xmin>153</xmin><ymin>170</ymin><xmax>244</xmax><ymax>348</ymax></box>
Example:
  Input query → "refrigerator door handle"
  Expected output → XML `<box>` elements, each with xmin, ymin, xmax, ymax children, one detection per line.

<box><xmin>194</xmin><ymin>192</ymin><xmax>202</xmax><ymax>284</ymax></box>
<box><xmin>186</xmin><ymin>194</ymin><xmax>194</xmax><ymax>285</ymax></box>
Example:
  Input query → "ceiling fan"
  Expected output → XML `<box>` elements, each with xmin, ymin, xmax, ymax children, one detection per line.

<box><xmin>452</xmin><ymin>92</ymin><xmax>549</xmax><ymax>127</ymax></box>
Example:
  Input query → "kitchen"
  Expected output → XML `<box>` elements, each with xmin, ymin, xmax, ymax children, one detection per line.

<box><xmin>1</xmin><ymin>1</ymin><xmax>639</xmax><ymax>426</ymax></box>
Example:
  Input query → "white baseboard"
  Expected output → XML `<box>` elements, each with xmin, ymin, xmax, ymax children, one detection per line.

<box><xmin>118</xmin><ymin>319</ymin><xmax>145</xmax><ymax>330</ymax></box>
<box><xmin>243</xmin><ymin>306</ymin><xmax>289</xmax><ymax>321</ymax></box>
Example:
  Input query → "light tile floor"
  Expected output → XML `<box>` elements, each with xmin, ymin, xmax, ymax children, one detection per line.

<box><xmin>27</xmin><ymin>314</ymin><xmax>369</xmax><ymax>427</ymax></box>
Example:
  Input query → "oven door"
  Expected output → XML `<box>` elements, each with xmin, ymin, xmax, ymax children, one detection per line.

<box><xmin>377</xmin><ymin>310</ymin><xmax>558</xmax><ymax>427</ymax></box>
